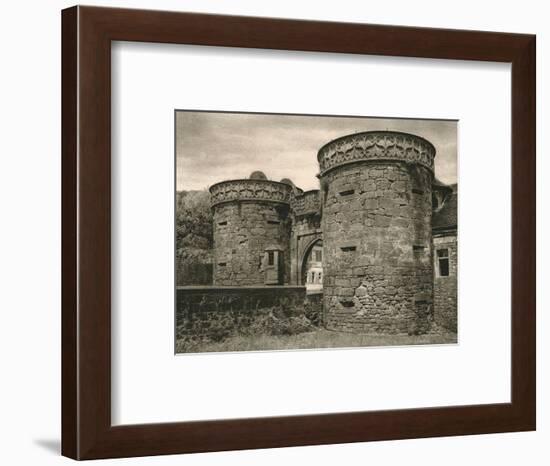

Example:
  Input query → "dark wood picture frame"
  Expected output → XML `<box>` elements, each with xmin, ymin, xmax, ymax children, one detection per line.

<box><xmin>62</xmin><ymin>6</ymin><xmax>536</xmax><ymax>460</ymax></box>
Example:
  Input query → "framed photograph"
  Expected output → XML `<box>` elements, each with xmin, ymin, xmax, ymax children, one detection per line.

<box><xmin>62</xmin><ymin>6</ymin><xmax>536</xmax><ymax>460</ymax></box>
<box><xmin>175</xmin><ymin>111</ymin><xmax>459</xmax><ymax>354</ymax></box>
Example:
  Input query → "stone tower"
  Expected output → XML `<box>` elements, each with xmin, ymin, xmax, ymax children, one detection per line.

<box><xmin>209</xmin><ymin>171</ymin><xmax>294</xmax><ymax>286</ymax></box>
<box><xmin>318</xmin><ymin>131</ymin><xmax>436</xmax><ymax>334</ymax></box>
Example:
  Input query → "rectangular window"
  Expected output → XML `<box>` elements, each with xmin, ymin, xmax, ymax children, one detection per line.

<box><xmin>267</xmin><ymin>251</ymin><xmax>275</xmax><ymax>266</ymax></box>
<box><xmin>315</xmin><ymin>250</ymin><xmax>322</xmax><ymax>262</ymax></box>
<box><xmin>437</xmin><ymin>249</ymin><xmax>450</xmax><ymax>276</ymax></box>
<box><xmin>340</xmin><ymin>246</ymin><xmax>356</xmax><ymax>252</ymax></box>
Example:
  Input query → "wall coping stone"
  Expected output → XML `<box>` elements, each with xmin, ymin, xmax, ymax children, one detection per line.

<box><xmin>177</xmin><ymin>285</ymin><xmax>306</xmax><ymax>291</ymax></box>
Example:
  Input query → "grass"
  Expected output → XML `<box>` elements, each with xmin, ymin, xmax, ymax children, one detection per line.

<box><xmin>176</xmin><ymin>328</ymin><xmax>457</xmax><ymax>354</ymax></box>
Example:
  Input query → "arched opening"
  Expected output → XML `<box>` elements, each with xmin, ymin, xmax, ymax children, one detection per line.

<box><xmin>301</xmin><ymin>239</ymin><xmax>323</xmax><ymax>293</ymax></box>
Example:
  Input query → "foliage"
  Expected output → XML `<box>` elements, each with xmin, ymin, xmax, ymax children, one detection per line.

<box><xmin>176</xmin><ymin>190</ymin><xmax>212</xmax><ymax>249</ymax></box>
<box><xmin>175</xmin><ymin>298</ymin><xmax>320</xmax><ymax>352</ymax></box>
<box><xmin>175</xmin><ymin>328</ymin><xmax>458</xmax><ymax>354</ymax></box>
<box><xmin>175</xmin><ymin>190</ymin><xmax>213</xmax><ymax>285</ymax></box>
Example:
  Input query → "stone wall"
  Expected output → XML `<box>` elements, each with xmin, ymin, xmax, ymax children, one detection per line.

<box><xmin>211</xmin><ymin>201</ymin><xmax>292</xmax><ymax>285</ymax></box>
<box><xmin>433</xmin><ymin>234</ymin><xmax>458</xmax><ymax>332</ymax></box>
<box><xmin>201</xmin><ymin>131</ymin><xmax>457</xmax><ymax>337</ymax></box>
<box><xmin>210</xmin><ymin>178</ymin><xmax>294</xmax><ymax>286</ymax></box>
<box><xmin>176</xmin><ymin>286</ymin><xmax>321</xmax><ymax>341</ymax></box>
<box><xmin>290</xmin><ymin>191</ymin><xmax>322</xmax><ymax>285</ymax></box>
<box><xmin>319</xmin><ymin>131</ymin><xmax>435</xmax><ymax>334</ymax></box>
<box><xmin>291</xmin><ymin>189</ymin><xmax>321</xmax><ymax>217</ymax></box>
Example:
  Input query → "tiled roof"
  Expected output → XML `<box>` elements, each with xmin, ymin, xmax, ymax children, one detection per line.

<box><xmin>432</xmin><ymin>183</ymin><xmax>457</xmax><ymax>230</ymax></box>
<box><xmin>433</xmin><ymin>177</ymin><xmax>453</xmax><ymax>191</ymax></box>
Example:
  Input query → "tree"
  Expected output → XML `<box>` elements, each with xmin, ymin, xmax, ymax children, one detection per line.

<box><xmin>175</xmin><ymin>190</ymin><xmax>214</xmax><ymax>285</ymax></box>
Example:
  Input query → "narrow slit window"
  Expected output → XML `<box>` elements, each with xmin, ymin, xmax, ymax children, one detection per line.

<box><xmin>267</xmin><ymin>251</ymin><xmax>275</xmax><ymax>266</ymax></box>
<box><xmin>340</xmin><ymin>299</ymin><xmax>355</xmax><ymax>308</ymax></box>
<box><xmin>412</xmin><ymin>188</ymin><xmax>424</xmax><ymax>195</ymax></box>
<box><xmin>267</xmin><ymin>220</ymin><xmax>280</xmax><ymax>225</ymax></box>
<box><xmin>339</xmin><ymin>189</ymin><xmax>355</xmax><ymax>196</ymax></box>
<box><xmin>340</xmin><ymin>246</ymin><xmax>357</xmax><ymax>252</ymax></box>
<box><xmin>413</xmin><ymin>245</ymin><xmax>425</xmax><ymax>252</ymax></box>
<box><xmin>437</xmin><ymin>249</ymin><xmax>450</xmax><ymax>277</ymax></box>
<box><xmin>218</xmin><ymin>262</ymin><xmax>227</xmax><ymax>267</ymax></box>
<box><xmin>218</xmin><ymin>221</ymin><xmax>227</xmax><ymax>226</ymax></box>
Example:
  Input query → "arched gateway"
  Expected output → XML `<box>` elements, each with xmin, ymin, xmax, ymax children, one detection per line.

<box><xmin>208</xmin><ymin>130</ymin><xmax>454</xmax><ymax>335</ymax></box>
<box><xmin>300</xmin><ymin>239</ymin><xmax>323</xmax><ymax>292</ymax></box>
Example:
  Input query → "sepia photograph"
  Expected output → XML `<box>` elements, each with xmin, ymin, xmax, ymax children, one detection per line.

<box><xmin>175</xmin><ymin>111</ymin><xmax>458</xmax><ymax>354</ymax></box>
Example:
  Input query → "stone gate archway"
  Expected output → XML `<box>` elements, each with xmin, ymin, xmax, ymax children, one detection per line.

<box><xmin>300</xmin><ymin>238</ymin><xmax>323</xmax><ymax>292</ymax></box>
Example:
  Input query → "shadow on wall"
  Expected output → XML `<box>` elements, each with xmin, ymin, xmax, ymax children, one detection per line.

<box><xmin>33</xmin><ymin>439</ymin><xmax>60</xmax><ymax>455</ymax></box>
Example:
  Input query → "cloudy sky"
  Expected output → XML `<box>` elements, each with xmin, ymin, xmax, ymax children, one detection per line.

<box><xmin>176</xmin><ymin>111</ymin><xmax>457</xmax><ymax>191</ymax></box>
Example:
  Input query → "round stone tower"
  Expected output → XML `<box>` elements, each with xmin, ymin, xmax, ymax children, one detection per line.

<box><xmin>318</xmin><ymin>131</ymin><xmax>436</xmax><ymax>334</ymax></box>
<box><xmin>209</xmin><ymin>171</ymin><xmax>294</xmax><ymax>286</ymax></box>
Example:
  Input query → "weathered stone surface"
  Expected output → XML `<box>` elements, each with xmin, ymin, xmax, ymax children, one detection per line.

<box><xmin>210</xmin><ymin>178</ymin><xmax>294</xmax><ymax>207</ymax></box>
<box><xmin>202</xmin><ymin>131</ymin><xmax>457</xmax><ymax>337</ymax></box>
<box><xmin>317</xmin><ymin>131</ymin><xmax>435</xmax><ymax>176</ymax></box>
<box><xmin>319</xmin><ymin>131</ymin><xmax>435</xmax><ymax>335</ymax></box>
<box><xmin>209</xmin><ymin>176</ymin><xmax>299</xmax><ymax>286</ymax></box>
<box><xmin>433</xmin><ymin>234</ymin><xmax>458</xmax><ymax>332</ymax></box>
<box><xmin>176</xmin><ymin>286</ymin><xmax>321</xmax><ymax>340</ymax></box>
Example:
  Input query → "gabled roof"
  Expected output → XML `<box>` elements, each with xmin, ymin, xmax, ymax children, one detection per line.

<box><xmin>433</xmin><ymin>177</ymin><xmax>453</xmax><ymax>192</ymax></box>
<box><xmin>433</xmin><ymin>183</ymin><xmax>457</xmax><ymax>231</ymax></box>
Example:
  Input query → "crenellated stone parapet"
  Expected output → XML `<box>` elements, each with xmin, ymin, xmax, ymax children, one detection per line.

<box><xmin>209</xmin><ymin>179</ymin><xmax>294</xmax><ymax>208</ymax></box>
<box><xmin>317</xmin><ymin>131</ymin><xmax>436</xmax><ymax>176</ymax></box>
<box><xmin>292</xmin><ymin>189</ymin><xmax>321</xmax><ymax>217</ymax></box>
